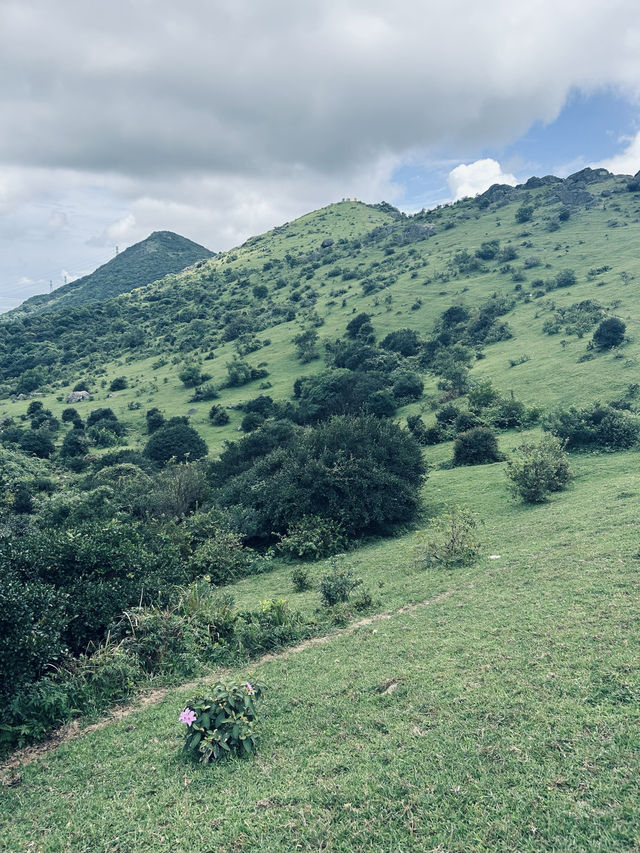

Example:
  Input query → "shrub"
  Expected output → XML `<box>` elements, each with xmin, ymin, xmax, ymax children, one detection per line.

<box><xmin>0</xmin><ymin>572</ymin><xmax>67</xmax><ymax>704</ymax></box>
<box><xmin>543</xmin><ymin>404</ymin><xmax>640</xmax><ymax>450</ymax></box>
<box><xmin>209</xmin><ymin>404</ymin><xmax>230</xmax><ymax>425</ymax></box>
<box><xmin>593</xmin><ymin>317</ymin><xmax>626</xmax><ymax>350</ymax></box>
<box><xmin>555</xmin><ymin>269</ymin><xmax>577</xmax><ymax>289</ymax></box>
<box><xmin>380</xmin><ymin>328</ymin><xmax>421</xmax><ymax>356</ymax></box>
<box><xmin>60</xmin><ymin>429</ymin><xmax>90</xmax><ymax>458</ymax></box>
<box><xmin>453</xmin><ymin>427</ymin><xmax>502</xmax><ymax>465</ymax></box>
<box><xmin>1</xmin><ymin>642</ymin><xmax>142</xmax><ymax>747</ymax></box>
<box><xmin>319</xmin><ymin>558</ymin><xmax>362</xmax><ymax>606</ymax></box>
<box><xmin>276</xmin><ymin>515</ymin><xmax>347</xmax><ymax>561</ymax></box>
<box><xmin>144</xmin><ymin>422</ymin><xmax>208</xmax><ymax>465</ymax></box>
<box><xmin>413</xmin><ymin>507</ymin><xmax>481</xmax><ymax>569</ymax></box>
<box><xmin>190</xmin><ymin>382</ymin><xmax>219</xmax><ymax>402</ymax></box>
<box><xmin>505</xmin><ymin>435</ymin><xmax>571</xmax><ymax>503</ymax></box>
<box><xmin>180</xmin><ymin>679</ymin><xmax>263</xmax><ymax>763</ymax></box>
<box><xmin>392</xmin><ymin>371</ymin><xmax>424</xmax><ymax>401</ymax></box>
<box><xmin>18</xmin><ymin>430</ymin><xmax>55</xmax><ymax>459</ymax></box>
<box><xmin>291</xmin><ymin>566</ymin><xmax>312</xmax><ymax>592</ymax></box>
<box><xmin>406</xmin><ymin>415</ymin><xmax>430</xmax><ymax>445</ymax></box>
<box><xmin>146</xmin><ymin>408</ymin><xmax>166</xmax><ymax>434</ymax></box>
<box><xmin>515</xmin><ymin>204</ymin><xmax>534</xmax><ymax>223</ymax></box>
<box><xmin>218</xmin><ymin>415</ymin><xmax>426</xmax><ymax>540</ymax></box>
<box><xmin>109</xmin><ymin>376</ymin><xmax>128</xmax><ymax>392</ymax></box>
<box><xmin>187</xmin><ymin>530</ymin><xmax>263</xmax><ymax>586</ymax></box>
<box><xmin>179</xmin><ymin>364</ymin><xmax>207</xmax><ymax>388</ymax></box>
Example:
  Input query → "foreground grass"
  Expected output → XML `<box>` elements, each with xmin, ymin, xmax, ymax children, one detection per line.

<box><xmin>2</xmin><ymin>449</ymin><xmax>639</xmax><ymax>852</ymax></box>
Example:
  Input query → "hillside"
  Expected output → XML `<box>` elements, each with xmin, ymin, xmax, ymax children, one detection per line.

<box><xmin>5</xmin><ymin>230</ymin><xmax>214</xmax><ymax>319</ymax></box>
<box><xmin>1</xmin><ymin>167</ymin><xmax>639</xmax><ymax>453</ymax></box>
<box><xmin>1</xmin><ymin>167</ymin><xmax>640</xmax><ymax>851</ymax></box>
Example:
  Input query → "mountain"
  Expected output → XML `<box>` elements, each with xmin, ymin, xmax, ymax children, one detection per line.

<box><xmin>1</xmin><ymin>167</ymin><xmax>639</xmax><ymax>455</ymax></box>
<box><xmin>6</xmin><ymin>230</ymin><xmax>214</xmax><ymax>318</ymax></box>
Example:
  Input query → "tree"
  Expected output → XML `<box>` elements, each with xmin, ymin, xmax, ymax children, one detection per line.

<box><xmin>144</xmin><ymin>422</ymin><xmax>208</xmax><ymax>465</ymax></box>
<box><xmin>593</xmin><ymin>317</ymin><xmax>625</xmax><ymax>350</ymax></box>
<box><xmin>292</xmin><ymin>327</ymin><xmax>319</xmax><ymax>363</ymax></box>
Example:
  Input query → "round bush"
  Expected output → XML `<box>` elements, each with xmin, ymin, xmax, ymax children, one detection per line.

<box><xmin>593</xmin><ymin>317</ymin><xmax>625</xmax><ymax>350</ymax></box>
<box><xmin>453</xmin><ymin>427</ymin><xmax>502</xmax><ymax>466</ymax></box>
<box><xmin>144</xmin><ymin>422</ymin><xmax>208</xmax><ymax>465</ymax></box>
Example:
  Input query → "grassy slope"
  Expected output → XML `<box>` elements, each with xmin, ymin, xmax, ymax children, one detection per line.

<box><xmin>2</xmin><ymin>177</ymin><xmax>640</xmax><ymax>851</ymax></box>
<box><xmin>3</xmin><ymin>179</ymin><xmax>639</xmax><ymax>455</ymax></box>
<box><xmin>1</xmin><ymin>449</ymin><xmax>638</xmax><ymax>852</ymax></box>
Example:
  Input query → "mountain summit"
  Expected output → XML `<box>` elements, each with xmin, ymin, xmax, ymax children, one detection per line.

<box><xmin>7</xmin><ymin>230</ymin><xmax>214</xmax><ymax>318</ymax></box>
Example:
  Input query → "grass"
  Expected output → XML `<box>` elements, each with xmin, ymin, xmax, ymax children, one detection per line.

<box><xmin>2</xmin><ymin>447</ymin><xmax>639</xmax><ymax>851</ymax></box>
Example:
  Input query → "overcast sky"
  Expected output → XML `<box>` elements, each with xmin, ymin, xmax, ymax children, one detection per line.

<box><xmin>2</xmin><ymin>0</ymin><xmax>640</xmax><ymax>312</ymax></box>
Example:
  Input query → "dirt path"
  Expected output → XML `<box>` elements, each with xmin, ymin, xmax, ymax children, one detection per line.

<box><xmin>0</xmin><ymin>589</ymin><xmax>455</xmax><ymax>778</ymax></box>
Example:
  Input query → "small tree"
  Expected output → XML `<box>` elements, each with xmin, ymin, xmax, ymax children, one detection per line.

<box><xmin>505</xmin><ymin>435</ymin><xmax>571</xmax><ymax>503</ymax></box>
<box><xmin>593</xmin><ymin>317</ymin><xmax>625</xmax><ymax>350</ymax></box>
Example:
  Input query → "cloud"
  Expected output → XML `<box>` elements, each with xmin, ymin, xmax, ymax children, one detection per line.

<box><xmin>447</xmin><ymin>158</ymin><xmax>518</xmax><ymax>200</ymax></box>
<box><xmin>592</xmin><ymin>130</ymin><xmax>640</xmax><ymax>175</ymax></box>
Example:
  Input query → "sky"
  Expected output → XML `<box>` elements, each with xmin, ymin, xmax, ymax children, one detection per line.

<box><xmin>1</xmin><ymin>0</ymin><xmax>640</xmax><ymax>313</ymax></box>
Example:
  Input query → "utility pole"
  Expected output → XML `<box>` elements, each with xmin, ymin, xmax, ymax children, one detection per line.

<box><xmin>49</xmin><ymin>279</ymin><xmax>53</xmax><ymax>293</ymax></box>
<box><xmin>115</xmin><ymin>245</ymin><xmax>119</xmax><ymax>256</ymax></box>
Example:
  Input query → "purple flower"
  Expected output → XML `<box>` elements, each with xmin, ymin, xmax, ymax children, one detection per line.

<box><xmin>179</xmin><ymin>707</ymin><xmax>197</xmax><ymax>726</ymax></box>
<box><xmin>244</xmin><ymin>682</ymin><xmax>255</xmax><ymax>695</ymax></box>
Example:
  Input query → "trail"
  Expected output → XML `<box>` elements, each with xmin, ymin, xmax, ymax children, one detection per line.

<box><xmin>0</xmin><ymin>588</ymin><xmax>456</xmax><ymax>778</ymax></box>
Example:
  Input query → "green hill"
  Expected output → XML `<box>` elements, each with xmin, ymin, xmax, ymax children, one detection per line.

<box><xmin>5</xmin><ymin>230</ymin><xmax>214</xmax><ymax>319</ymax></box>
<box><xmin>1</xmin><ymin>167</ymin><xmax>640</xmax><ymax>851</ymax></box>
<box><xmin>1</xmin><ymin>167</ymin><xmax>639</xmax><ymax>452</ymax></box>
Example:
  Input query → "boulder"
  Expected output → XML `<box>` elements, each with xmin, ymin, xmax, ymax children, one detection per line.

<box><xmin>66</xmin><ymin>390</ymin><xmax>91</xmax><ymax>403</ymax></box>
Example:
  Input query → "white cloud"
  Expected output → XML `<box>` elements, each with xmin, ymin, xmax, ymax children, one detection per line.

<box><xmin>106</xmin><ymin>213</ymin><xmax>137</xmax><ymax>243</ymax></box>
<box><xmin>592</xmin><ymin>130</ymin><xmax>640</xmax><ymax>175</ymax></box>
<box><xmin>447</xmin><ymin>159</ymin><xmax>518</xmax><ymax>200</ymax></box>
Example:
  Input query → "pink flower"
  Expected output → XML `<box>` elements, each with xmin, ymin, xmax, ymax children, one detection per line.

<box><xmin>244</xmin><ymin>682</ymin><xmax>255</xmax><ymax>695</ymax></box>
<box><xmin>179</xmin><ymin>708</ymin><xmax>197</xmax><ymax>726</ymax></box>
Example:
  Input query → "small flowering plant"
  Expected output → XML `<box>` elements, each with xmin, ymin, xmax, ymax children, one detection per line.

<box><xmin>179</xmin><ymin>678</ymin><xmax>264</xmax><ymax>763</ymax></box>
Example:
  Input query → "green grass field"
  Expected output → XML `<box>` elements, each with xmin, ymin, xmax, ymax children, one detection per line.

<box><xmin>2</xmin><ymin>448</ymin><xmax>638</xmax><ymax>852</ymax></box>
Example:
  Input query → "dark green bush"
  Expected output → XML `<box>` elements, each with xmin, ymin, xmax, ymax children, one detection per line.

<box><xmin>0</xmin><ymin>572</ymin><xmax>67</xmax><ymax>704</ymax></box>
<box><xmin>144</xmin><ymin>422</ymin><xmax>208</xmax><ymax>465</ymax></box>
<box><xmin>218</xmin><ymin>415</ymin><xmax>426</xmax><ymax>540</ymax></box>
<box><xmin>593</xmin><ymin>317</ymin><xmax>626</xmax><ymax>350</ymax></box>
<box><xmin>543</xmin><ymin>404</ymin><xmax>640</xmax><ymax>450</ymax></box>
<box><xmin>453</xmin><ymin>427</ymin><xmax>502</xmax><ymax>465</ymax></box>
<box><xmin>209</xmin><ymin>404</ymin><xmax>230</xmax><ymax>426</ymax></box>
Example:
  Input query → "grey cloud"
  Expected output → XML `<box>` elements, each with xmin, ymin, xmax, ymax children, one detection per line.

<box><xmin>2</xmin><ymin>0</ymin><xmax>640</xmax><ymax>179</ymax></box>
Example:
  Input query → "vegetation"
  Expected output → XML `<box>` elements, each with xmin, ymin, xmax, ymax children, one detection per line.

<box><xmin>1</xmin><ymin>168</ymin><xmax>640</xmax><ymax>851</ymax></box>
